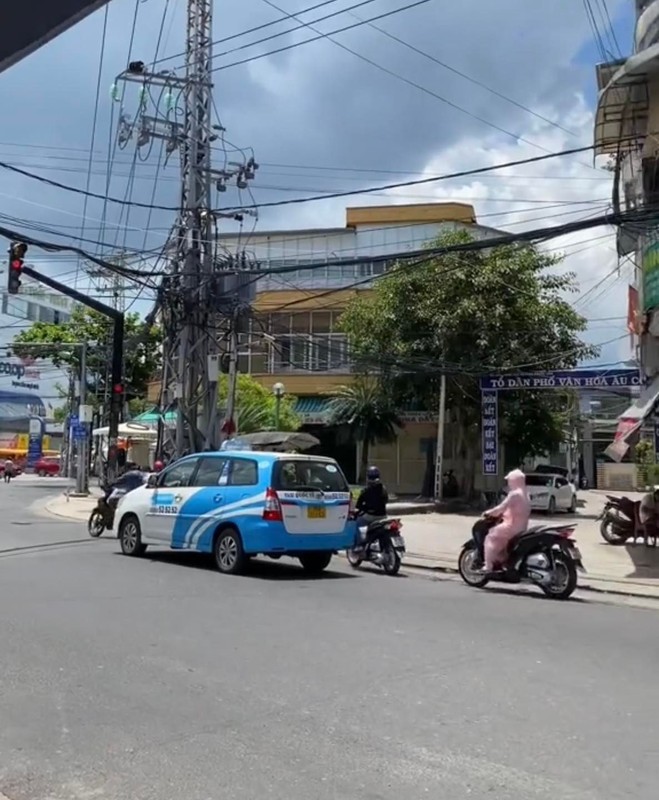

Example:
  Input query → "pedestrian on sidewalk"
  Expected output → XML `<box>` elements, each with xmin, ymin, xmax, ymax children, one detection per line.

<box><xmin>482</xmin><ymin>469</ymin><xmax>531</xmax><ymax>572</ymax></box>
<box><xmin>3</xmin><ymin>457</ymin><xmax>14</xmax><ymax>483</ymax></box>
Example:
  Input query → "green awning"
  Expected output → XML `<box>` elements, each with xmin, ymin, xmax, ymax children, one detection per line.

<box><xmin>133</xmin><ymin>409</ymin><xmax>177</xmax><ymax>424</ymax></box>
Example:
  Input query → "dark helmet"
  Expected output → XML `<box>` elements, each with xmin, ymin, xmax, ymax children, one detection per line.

<box><xmin>366</xmin><ymin>465</ymin><xmax>380</xmax><ymax>482</ymax></box>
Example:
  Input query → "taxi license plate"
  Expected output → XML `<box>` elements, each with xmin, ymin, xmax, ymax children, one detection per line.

<box><xmin>307</xmin><ymin>506</ymin><xmax>326</xmax><ymax>519</ymax></box>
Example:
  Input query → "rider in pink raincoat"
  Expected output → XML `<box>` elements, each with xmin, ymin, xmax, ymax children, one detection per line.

<box><xmin>484</xmin><ymin>469</ymin><xmax>531</xmax><ymax>572</ymax></box>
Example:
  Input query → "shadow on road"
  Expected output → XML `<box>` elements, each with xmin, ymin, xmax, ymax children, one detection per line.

<box><xmin>461</xmin><ymin>583</ymin><xmax>588</xmax><ymax>604</ymax></box>
<box><xmin>129</xmin><ymin>550</ymin><xmax>357</xmax><ymax>581</ymax></box>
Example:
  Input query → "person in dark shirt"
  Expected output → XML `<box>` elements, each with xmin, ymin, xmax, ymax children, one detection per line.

<box><xmin>354</xmin><ymin>466</ymin><xmax>389</xmax><ymax>553</ymax></box>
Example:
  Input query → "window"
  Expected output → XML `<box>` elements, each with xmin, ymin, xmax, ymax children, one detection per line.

<box><xmin>555</xmin><ymin>478</ymin><xmax>567</xmax><ymax>489</ymax></box>
<box><xmin>192</xmin><ymin>457</ymin><xmax>228</xmax><ymax>487</ymax></box>
<box><xmin>159</xmin><ymin>459</ymin><xmax>198</xmax><ymax>488</ymax></box>
<box><xmin>228</xmin><ymin>458</ymin><xmax>258</xmax><ymax>486</ymax></box>
<box><xmin>272</xmin><ymin>459</ymin><xmax>349</xmax><ymax>492</ymax></box>
<box><xmin>525</xmin><ymin>475</ymin><xmax>553</xmax><ymax>487</ymax></box>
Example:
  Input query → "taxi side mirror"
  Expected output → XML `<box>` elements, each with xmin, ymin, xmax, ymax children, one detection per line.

<box><xmin>146</xmin><ymin>473</ymin><xmax>158</xmax><ymax>488</ymax></box>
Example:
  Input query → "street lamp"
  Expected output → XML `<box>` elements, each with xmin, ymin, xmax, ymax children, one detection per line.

<box><xmin>272</xmin><ymin>382</ymin><xmax>285</xmax><ymax>430</ymax></box>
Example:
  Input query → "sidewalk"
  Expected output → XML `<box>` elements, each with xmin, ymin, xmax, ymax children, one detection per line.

<box><xmin>400</xmin><ymin>497</ymin><xmax>659</xmax><ymax>599</ymax></box>
<box><xmin>44</xmin><ymin>490</ymin><xmax>99</xmax><ymax>522</ymax></box>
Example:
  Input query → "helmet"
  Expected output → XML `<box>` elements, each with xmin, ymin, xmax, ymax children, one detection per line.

<box><xmin>366</xmin><ymin>466</ymin><xmax>380</xmax><ymax>482</ymax></box>
<box><xmin>153</xmin><ymin>460</ymin><xmax>165</xmax><ymax>472</ymax></box>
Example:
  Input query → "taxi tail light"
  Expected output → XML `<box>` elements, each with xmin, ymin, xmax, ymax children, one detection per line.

<box><xmin>263</xmin><ymin>487</ymin><xmax>283</xmax><ymax>521</ymax></box>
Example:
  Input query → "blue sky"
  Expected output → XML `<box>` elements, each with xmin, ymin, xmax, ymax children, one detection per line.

<box><xmin>0</xmin><ymin>0</ymin><xmax>641</xmax><ymax>371</ymax></box>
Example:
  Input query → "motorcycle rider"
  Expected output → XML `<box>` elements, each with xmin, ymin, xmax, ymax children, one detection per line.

<box><xmin>354</xmin><ymin>465</ymin><xmax>389</xmax><ymax>556</ymax></box>
<box><xmin>479</xmin><ymin>468</ymin><xmax>531</xmax><ymax>574</ymax></box>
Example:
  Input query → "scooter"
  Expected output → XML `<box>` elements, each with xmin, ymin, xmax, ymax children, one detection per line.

<box><xmin>87</xmin><ymin>488</ymin><xmax>125</xmax><ymax>537</ymax></box>
<box><xmin>598</xmin><ymin>494</ymin><xmax>638</xmax><ymax>545</ymax></box>
<box><xmin>458</xmin><ymin>516</ymin><xmax>585</xmax><ymax>600</ymax></box>
<box><xmin>346</xmin><ymin>515</ymin><xmax>406</xmax><ymax>575</ymax></box>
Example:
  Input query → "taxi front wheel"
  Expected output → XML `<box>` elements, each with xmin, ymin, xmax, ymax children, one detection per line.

<box><xmin>119</xmin><ymin>516</ymin><xmax>147</xmax><ymax>557</ymax></box>
<box><xmin>214</xmin><ymin>527</ymin><xmax>247</xmax><ymax>575</ymax></box>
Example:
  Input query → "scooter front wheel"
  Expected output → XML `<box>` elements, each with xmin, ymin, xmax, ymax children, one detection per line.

<box><xmin>346</xmin><ymin>548</ymin><xmax>364</xmax><ymax>568</ymax></box>
<box><xmin>458</xmin><ymin>545</ymin><xmax>489</xmax><ymax>588</ymax></box>
<box><xmin>88</xmin><ymin>510</ymin><xmax>105</xmax><ymax>538</ymax></box>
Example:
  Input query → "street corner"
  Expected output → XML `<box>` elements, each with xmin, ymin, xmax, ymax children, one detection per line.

<box><xmin>42</xmin><ymin>492</ymin><xmax>95</xmax><ymax>523</ymax></box>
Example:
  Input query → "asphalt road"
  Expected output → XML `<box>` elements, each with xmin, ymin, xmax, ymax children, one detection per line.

<box><xmin>1</xmin><ymin>488</ymin><xmax>659</xmax><ymax>799</ymax></box>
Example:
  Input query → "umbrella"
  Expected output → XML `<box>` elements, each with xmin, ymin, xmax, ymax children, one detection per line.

<box><xmin>229</xmin><ymin>431</ymin><xmax>320</xmax><ymax>452</ymax></box>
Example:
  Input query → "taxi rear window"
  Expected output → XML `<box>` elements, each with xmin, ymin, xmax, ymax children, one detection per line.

<box><xmin>272</xmin><ymin>460</ymin><xmax>349</xmax><ymax>493</ymax></box>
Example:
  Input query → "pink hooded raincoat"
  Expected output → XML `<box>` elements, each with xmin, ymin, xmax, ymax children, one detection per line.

<box><xmin>484</xmin><ymin>469</ymin><xmax>531</xmax><ymax>571</ymax></box>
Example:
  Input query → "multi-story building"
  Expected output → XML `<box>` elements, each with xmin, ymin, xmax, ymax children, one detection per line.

<box><xmin>0</xmin><ymin>279</ymin><xmax>71</xmax><ymax>447</ymax></box>
<box><xmin>216</xmin><ymin>201</ymin><xmax>505</xmax><ymax>492</ymax></box>
<box><xmin>594</xmin><ymin>0</ymin><xmax>659</xmax><ymax>455</ymax></box>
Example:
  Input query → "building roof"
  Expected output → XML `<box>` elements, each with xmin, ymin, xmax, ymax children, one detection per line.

<box><xmin>217</xmin><ymin>202</ymin><xmax>479</xmax><ymax>240</ymax></box>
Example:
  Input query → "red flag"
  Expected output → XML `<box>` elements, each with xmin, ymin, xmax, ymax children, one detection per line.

<box><xmin>628</xmin><ymin>285</ymin><xmax>640</xmax><ymax>335</ymax></box>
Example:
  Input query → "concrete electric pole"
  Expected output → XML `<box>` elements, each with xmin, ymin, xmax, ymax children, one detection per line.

<box><xmin>116</xmin><ymin>0</ymin><xmax>257</xmax><ymax>458</ymax></box>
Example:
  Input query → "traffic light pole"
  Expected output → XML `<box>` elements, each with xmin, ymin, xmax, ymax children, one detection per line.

<box><xmin>21</xmin><ymin>266</ymin><xmax>125</xmax><ymax>483</ymax></box>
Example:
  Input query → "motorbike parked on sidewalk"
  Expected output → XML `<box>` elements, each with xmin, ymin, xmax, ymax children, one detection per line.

<box><xmin>598</xmin><ymin>494</ymin><xmax>638</xmax><ymax>545</ymax></box>
<box><xmin>458</xmin><ymin>516</ymin><xmax>585</xmax><ymax>600</ymax></box>
<box><xmin>346</xmin><ymin>514</ymin><xmax>406</xmax><ymax>575</ymax></box>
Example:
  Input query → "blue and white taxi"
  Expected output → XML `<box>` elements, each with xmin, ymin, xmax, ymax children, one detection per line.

<box><xmin>115</xmin><ymin>450</ymin><xmax>356</xmax><ymax>574</ymax></box>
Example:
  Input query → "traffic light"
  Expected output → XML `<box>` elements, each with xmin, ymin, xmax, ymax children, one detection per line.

<box><xmin>7</xmin><ymin>241</ymin><xmax>27</xmax><ymax>295</ymax></box>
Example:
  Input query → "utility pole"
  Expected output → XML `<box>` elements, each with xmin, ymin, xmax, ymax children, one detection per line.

<box><xmin>115</xmin><ymin>0</ymin><xmax>257</xmax><ymax>459</ymax></box>
<box><xmin>433</xmin><ymin>373</ymin><xmax>447</xmax><ymax>501</ymax></box>
<box><xmin>75</xmin><ymin>343</ymin><xmax>89</xmax><ymax>495</ymax></box>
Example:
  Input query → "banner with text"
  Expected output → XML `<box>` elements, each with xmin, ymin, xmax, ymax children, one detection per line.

<box><xmin>480</xmin><ymin>368</ymin><xmax>640</xmax><ymax>392</ymax></box>
<box><xmin>481</xmin><ymin>390</ymin><xmax>498</xmax><ymax>476</ymax></box>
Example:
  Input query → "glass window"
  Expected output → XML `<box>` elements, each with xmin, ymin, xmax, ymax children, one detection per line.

<box><xmin>26</xmin><ymin>302</ymin><xmax>39</xmax><ymax>321</ymax></box>
<box><xmin>290</xmin><ymin>312</ymin><xmax>311</xmax><ymax>333</ymax></box>
<box><xmin>192</xmin><ymin>457</ymin><xmax>228</xmax><ymax>487</ymax></box>
<box><xmin>39</xmin><ymin>306</ymin><xmax>55</xmax><ymax>323</ymax></box>
<box><xmin>311</xmin><ymin>311</ymin><xmax>332</xmax><ymax>333</ymax></box>
<box><xmin>159</xmin><ymin>459</ymin><xmax>198</xmax><ymax>488</ymax></box>
<box><xmin>269</xmin><ymin>313</ymin><xmax>290</xmax><ymax>335</ymax></box>
<box><xmin>229</xmin><ymin>458</ymin><xmax>259</xmax><ymax>486</ymax></box>
<box><xmin>525</xmin><ymin>475</ymin><xmax>553</xmax><ymax>487</ymax></box>
<box><xmin>272</xmin><ymin>459</ymin><xmax>349</xmax><ymax>492</ymax></box>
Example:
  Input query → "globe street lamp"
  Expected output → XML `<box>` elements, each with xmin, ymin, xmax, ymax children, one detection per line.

<box><xmin>272</xmin><ymin>382</ymin><xmax>285</xmax><ymax>429</ymax></box>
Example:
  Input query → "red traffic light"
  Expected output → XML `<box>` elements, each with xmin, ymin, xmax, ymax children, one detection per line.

<box><xmin>10</xmin><ymin>259</ymin><xmax>22</xmax><ymax>271</ymax></box>
<box><xmin>112</xmin><ymin>383</ymin><xmax>123</xmax><ymax>394</ymax></box>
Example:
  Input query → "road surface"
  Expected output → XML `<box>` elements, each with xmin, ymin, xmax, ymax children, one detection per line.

<box><xmin>0</xmin><ymin>482</ymin><xmax>657</xmax><ymax>799</ymax></box>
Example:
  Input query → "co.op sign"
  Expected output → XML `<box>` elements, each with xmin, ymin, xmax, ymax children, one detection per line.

<box><xmin>0</xmin><ymin>362</ymin><xmax>26</xmax><ymax>379</ymax></box>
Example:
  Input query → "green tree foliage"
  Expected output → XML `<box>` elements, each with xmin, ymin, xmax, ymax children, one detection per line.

<box><xmin>634</xmin><ymin>439</ymin><xmax>655</xmax><ymax>489</ymax></box>
<box><xmin>218</xmin><ymin>374</ymin><xmax>301</xmax><ymax>433</ymax></box>
<box><xmin>11</xmin><ymin>307</ymin><xmax>162</xmax><ymax>405</ymax></box>
<box><xmin>327</xmin><ymin>378</ymin><xmax>403</xmax><ymax>482</ymax></box>
<box><xmin>339</xmin><ymin>231</ymin><xmax>598</xmax><ymax>491</ymax></box>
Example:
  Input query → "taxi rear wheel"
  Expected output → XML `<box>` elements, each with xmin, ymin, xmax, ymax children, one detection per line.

<box><xmin>214</xmin><ymin>527</ymin><xmax>247</xmax><ymax>575</ymax></box>
<box><xmin>299</xmin><ymin>552</ymin><xmax>333</xmax><ymax>574</ymax></box>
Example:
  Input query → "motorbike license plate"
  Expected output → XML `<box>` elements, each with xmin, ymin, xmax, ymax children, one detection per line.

<box><xmin>392</xmin><ymin>535</ymin><xmax>405</xmax><ymax>548</ymax></box>
<box><xmin>307</xmin><ymin>506</ymin><xmax>326</xmax><ymax>519</ymax></box>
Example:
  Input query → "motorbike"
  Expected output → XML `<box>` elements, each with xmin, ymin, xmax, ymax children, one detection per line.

<box><xmin>87</xmin><ymin>487</ymin><xmax>125</xmax><ymax>538</ymax></box>
<box><xmin>458</xmin><ymin>516</ymin><xmax>585</xmax><ymax>600</ymax></box>
<box><xmin>346</xmin><ymin>515</ymin><xmax>406</xmax><ymax>575</ymax></box>
<box><xmin>598</xmin><ymin>494</ymin><xmax>638</xmax><ymax>545</ymax></box>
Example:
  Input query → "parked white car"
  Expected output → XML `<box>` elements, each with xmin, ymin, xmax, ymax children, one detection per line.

<box><xmin>524</xmin><ymin>473</ymin><xmax>577</xmax><ymax>514</ymax></box>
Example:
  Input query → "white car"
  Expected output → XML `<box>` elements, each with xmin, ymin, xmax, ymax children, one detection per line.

<box><xmin>524</xmin><ymin>473</ymin><xmax>577</xmax><ymax>514</ymax></box>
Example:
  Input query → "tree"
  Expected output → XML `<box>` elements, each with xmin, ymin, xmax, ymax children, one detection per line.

<box><xmin>327</xmin><ymin>378</ymin><xmax>403</xmax><ymax>482</ymax></box>
<box><xmin>11</xmin><ymin>307</ymin><xmax>162</xmax><ymax>406</ymax></box>
<box><xmin>339</xmin><ymin>231</ymin><xmax>597</xmax><ymax>494</ymax></box>
<box><xmin>217</xmin><ymin>375</ymin><xmax>301</xmax><ymax>433</ymax></box>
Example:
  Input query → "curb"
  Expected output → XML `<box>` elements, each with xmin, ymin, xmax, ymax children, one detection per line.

<box><xmin>400</xmin><ymin>553</ymin><xmax>659</xmax><ymax>602</ymax></box>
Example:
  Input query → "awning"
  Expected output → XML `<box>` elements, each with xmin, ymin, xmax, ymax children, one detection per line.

<box><xmin>605</xmin><ymin>374</ymin><xmax>659</xmax><ymax>460</ymax></box>
<box><xmin>294</xmin><ymin>396</ymin><xmax>332</xmax><ymax>424</ymax></box>
<box><xmin>592</xmin><ymin>48</ymin><xmax>659</xmax><ymax>157</ymax></box>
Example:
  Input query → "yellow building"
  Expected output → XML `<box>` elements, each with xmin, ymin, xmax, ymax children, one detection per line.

<box><xmin>214</xmin><ymin>201</ymin><xmax>503</xmax><ymax>494</ymax></box>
